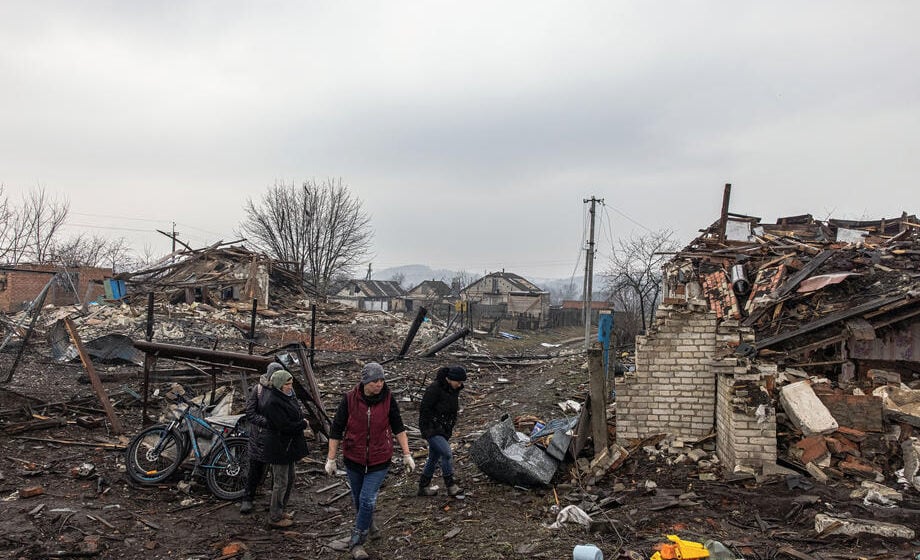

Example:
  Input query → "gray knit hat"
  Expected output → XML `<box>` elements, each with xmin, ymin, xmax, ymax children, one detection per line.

<box><xmin>361</xmin><ymin>362</ymin><xmax>385</xmax><ymax>384</ymax></box>
<box><xmin>270</xmin><ymin>369</ymin><xmax>293</xmax><ymax>390</ymax></box>
<box><xmin>267</xmin><ymin>362</ymin><xmax>285</xmax><ymax>375</ymax></box>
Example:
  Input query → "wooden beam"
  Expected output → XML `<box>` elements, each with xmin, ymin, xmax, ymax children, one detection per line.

<box><xmin>718</xmin><ymin>183</ymin><xmax>731</xmax><ymax>242</ymax></box>
<box><xmin>63</xmin><ymin>318</ymin><xmax>124</xmax><ymax>434</ymax></box>
<box><xmin>588</xmin><ymin>343</ymin><xmax>607</xmax><ymax>457</ymax></box>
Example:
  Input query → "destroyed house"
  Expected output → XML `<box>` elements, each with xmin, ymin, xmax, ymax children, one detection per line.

<box><xmin>461</xmin><ymin>271</ymin><xmax>550</xmax><ymax>329</ymax></box>
<box><xmin>330</xmin><ymin>279</ymin><xmax>406</xmax><ymax>312</ymax></box>
<box><xmin>615</xmin><ymin>210</ymin><xmax>920</xmax><ymax>477</ymax></box>
<box><xmin>120</xmin><ymin>245</ymin><xmax>308</xmax><ymax>308</ymax></box>
<box><xmin>0</xmin><ymin>264</ymin><xmax>112</xmax><ymax>313</ymax></box>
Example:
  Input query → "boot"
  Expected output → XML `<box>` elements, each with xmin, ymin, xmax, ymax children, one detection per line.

<box><xmin>417</xmin><ymin>474</ymin><xmax>437</xmax><ymax>496</ymax></box>
<box><xmin>349</xmin><ymin>529</ymin><xmax>369</xmax><ymax>560</ymax></box>
<box><xmin>239</xmin><ymin>500</ymin><xmax>253</xmax><ymax>514</ymax></box>
<box><xmin>445</xmin><ymin>474</ymin><xmax>463</xmax><ymax>497</ymax></box>
<box><xmin>369</xmin><ymin>516</ymin><xmax>380</xmax><ymax>540</ymax></box>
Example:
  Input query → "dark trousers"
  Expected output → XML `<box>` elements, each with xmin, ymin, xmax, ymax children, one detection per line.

<box><xmin>269</xmin><ymin>462</ymin><xmax>295</xmax><ymax>521</ymax></box>
<box><xmin>244</xmin><ymin>459</ymin><xmax>267</xmax><ymax>501</ymax></box>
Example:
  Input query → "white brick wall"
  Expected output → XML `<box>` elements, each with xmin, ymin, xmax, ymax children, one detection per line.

<box><xmin>616</xmin><ymin>307</ymin><xmax>718</xmax><ymax>442</ymax></box>
<box><xmin>616</xmin><ymin>304</ymin><xmax>777</xmax><ymax>472</ymax></box>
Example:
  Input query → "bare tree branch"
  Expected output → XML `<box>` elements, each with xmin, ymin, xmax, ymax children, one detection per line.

<box><xmin>604</xmin><ymin>229</ymin><xmax>678</xmax><ymax>343</ymax></box>
<box><xmin>238</xmin><ymin>178</ymin><xmax>372</xmax><ymax>296</ymax></box>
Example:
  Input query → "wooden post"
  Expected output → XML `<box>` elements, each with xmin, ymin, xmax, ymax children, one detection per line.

<box><xmin>588</xmin><ymin>342</ymin><xmax>607</xmax><ymax>457</ymax></box>
<box><xmin>63</xmin><ymin>318</ymin><xmax>124</xmax><ymax>434</ymax></box>
<box><xmin>719</xmin><ymin>183</ymin><xmax>732</xmax><ymax>242</ymax></box>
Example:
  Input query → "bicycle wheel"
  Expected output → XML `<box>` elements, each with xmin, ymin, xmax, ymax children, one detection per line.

<box><xmin>125</xmin><ymin>425</ymin><xmax>185</xmax><ymax>483</ymax></box>
<box><xmin>205</xmin><ymin>436</ymin><xmax>249</xmax><ymax>500</ymax></box>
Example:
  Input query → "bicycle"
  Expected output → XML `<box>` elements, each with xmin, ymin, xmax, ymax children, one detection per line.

<box><xmin>125</xmin><ymin>383</ymin><xmax>250</xmax><ymax>500</ymax></box>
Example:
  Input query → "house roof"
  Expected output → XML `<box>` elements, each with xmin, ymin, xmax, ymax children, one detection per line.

<box><xmin>462</xmin><ymin>271</ymin><xmax>545</xmax><ymax>293</ymax></box>
<box><xmin>408</xmin><ymin>280</ymin><xmax>451</xmax><ymax>297</ymax></box>
<box><xmin>560</xmin><ymin>300</ymin><xmax>612</xmax><ymax>310</ymax></box>
<box><xmin>344</xmin><ymin>279</ymin><xmax>406</xmax><ymax>298</ymax></box>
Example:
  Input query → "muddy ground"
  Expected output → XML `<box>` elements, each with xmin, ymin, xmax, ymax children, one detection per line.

<box><xmin>0</xmin><ymin>314</ymin><xmax>918</xmax><ymax>560</ymax></box>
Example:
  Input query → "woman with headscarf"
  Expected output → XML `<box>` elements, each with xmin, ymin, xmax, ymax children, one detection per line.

<box><xmin>261</xmin><ymin>366</ymin><xmax>308</xmax><ymax>528</ymax></box>
<box><xmin>239</xmin><ymin>362</ymin><xmax>281</xmax><ymax>514</ymax></box>
<box><xmin>325</xmin><ymin>362</ymin><xmax>415</xmax><ymax>560</ymax></box>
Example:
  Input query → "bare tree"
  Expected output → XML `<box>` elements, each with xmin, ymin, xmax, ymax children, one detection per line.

<box><xmin>389</xmin><ymin>272</ymin><xmax>406</xmax><ymax>290</ymax></box>
<box><xmin>102</xmin><ymin>237</ymin><xmax>135</xmax><ymax>273</ymax></box>
<box><xmin>24</xmin><ymin>186</ymin><xmax>69</xmax><ymax>263</ymax></box>
<box><xmin>239</xmin><ymin>179</ymin><xmax>372</xmax><ymax>296</ymax></box>
<box><xmin>0</xmin><ymin>185</ymin><xmax>70</xmax><ymax>264</ymax></box>
<box><xmin>604</xmin><ymin>229</ymin><xmax>678</xmax><ymax>337</ymax></box>
<box><xmin>50</xmin><ymin>234</ymin><xmax>135</xmax><ymax>272</ymax></box>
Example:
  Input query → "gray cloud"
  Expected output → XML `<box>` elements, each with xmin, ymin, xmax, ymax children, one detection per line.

<box><xmin>2</xmin><ymin>1</ymin><xmax>918</xmax><ymax>279</ymax></box>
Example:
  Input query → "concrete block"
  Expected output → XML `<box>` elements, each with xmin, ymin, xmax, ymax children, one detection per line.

<box><xmin>779</xmin><ymin>380</ymin><xmax>838</xmax><ymax>435</ymax></box>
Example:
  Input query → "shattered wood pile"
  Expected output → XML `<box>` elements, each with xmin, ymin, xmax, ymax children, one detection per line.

<box><xmin>118</xmin><ymin>243</ymin><xmax>316</xmax><ymax>308</ymax></box>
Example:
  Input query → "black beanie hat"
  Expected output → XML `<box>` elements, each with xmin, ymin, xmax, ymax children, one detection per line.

<box><xmin>445</xmin><ymin>365</ymin><xmax>467</xmax><ymax>382</ymax></box>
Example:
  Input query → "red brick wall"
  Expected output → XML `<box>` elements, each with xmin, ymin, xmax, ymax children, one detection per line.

<box><xmin>0</xmin><ymin>265</ymin><xmax>112</xmax><ymax>313</ymax></box>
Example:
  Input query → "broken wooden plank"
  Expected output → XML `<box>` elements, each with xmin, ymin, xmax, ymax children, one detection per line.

<box><xmin>753</xmin><ymin>294</ymin><xmax>904</xmax><ymax>352</ymax></box>
<box><xmin>63</xmin><ymin>318</ymin><xmax>124</xmax><ymax>434</ymax></box>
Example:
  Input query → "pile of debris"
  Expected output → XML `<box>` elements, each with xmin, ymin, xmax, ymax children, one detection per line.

<box><xmin>777</xmin><ymin>376</ymin><xmax>920</xmax><ymax>489</ymax></box>
<box><xmin>658</xmin><ymin>209</ymin><xmax>920</xmax><ymax>487</ymax></box>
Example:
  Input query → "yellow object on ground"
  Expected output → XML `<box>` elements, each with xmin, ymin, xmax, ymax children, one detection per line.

<box><xmin>649</xmin><ymin>535</ymin><xmax>710</xmax><ymax>560</ymax></box>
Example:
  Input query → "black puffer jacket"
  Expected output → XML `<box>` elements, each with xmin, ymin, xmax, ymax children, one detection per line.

<box><xmin>244</xmin><ymin>374</ymin><xmax>271</xmax><ymax>463</ymax></box>
<box><xmin>419</xmin><ymin>368</ymin><xmax>463</xmax><ymax>440</ymax></box>
<box><xmin>262</xmin><ymin>387</ymin><xmax>309</xmax><ymax>464</ymax></box>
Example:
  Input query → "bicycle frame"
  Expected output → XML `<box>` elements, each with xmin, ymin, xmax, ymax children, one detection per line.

<box><xmin>166</xmin><ymin>395</ymin><xmax>237</xmax><ymax>473</ymax></box>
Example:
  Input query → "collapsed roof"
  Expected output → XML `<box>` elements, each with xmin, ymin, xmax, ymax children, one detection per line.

<box><xmin>119</xmin><ymin>244</ymin><xmax>314</xmax><ymax>307</ymax></box>
<box><xmin>665</xmin><ymin>211</ymin><xmax>920</xmax><ymax>375</ymax></box>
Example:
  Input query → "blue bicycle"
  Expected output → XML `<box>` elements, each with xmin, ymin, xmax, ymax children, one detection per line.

<box><xmin>125</xmin><ymin>384</ymin><xmax>249</xmax><ymax>500</ymax></box>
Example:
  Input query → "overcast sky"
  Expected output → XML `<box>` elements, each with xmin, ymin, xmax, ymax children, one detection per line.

<box><xmin>2</xmin><ymin>2</ymin><xmax>918</xmax><ymax>281</ymax></box>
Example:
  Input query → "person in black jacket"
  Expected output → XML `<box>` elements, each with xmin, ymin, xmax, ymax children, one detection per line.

<box><xmin>262</xmin><ymin>367</ymin><xmax>309</xmax><ymax>528</ymax></box>
<box><xmin>417</xmin><ymin>364</ymin><xmax>466</xmax><ymax>496</ymax></box>
<box><xmin>239</xmin><ymin>362</ymin><xmax>278</xmax><ymax>514</ymax></box>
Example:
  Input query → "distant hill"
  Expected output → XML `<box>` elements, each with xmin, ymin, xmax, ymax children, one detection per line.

<box><xmin>373</xmin><ymin>264</ymin><xmax>604</xmax><ymax>304</ymax></box>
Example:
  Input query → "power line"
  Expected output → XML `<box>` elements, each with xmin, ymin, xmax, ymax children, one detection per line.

<box><xmin>70</xmin><ymin>211</ymin><xmax>228</xmax><ymax>237</ymax></box>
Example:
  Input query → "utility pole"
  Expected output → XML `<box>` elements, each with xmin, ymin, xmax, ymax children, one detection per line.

<box><xmin>583</xmin><ymin>196</ymin><xmax>603</xmax><ymax>349</ymax></box>
<box><xmin>171</xmin><ymin>222</ymin><xmax>178</xmax><ymax>264</ymax></box>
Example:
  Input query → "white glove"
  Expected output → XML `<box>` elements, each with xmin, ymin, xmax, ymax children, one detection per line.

<box><xmin>325</xmin><ymin>457</ymin><xmax>337</xmax><ymax>476</ymax></box>
<box><xmin>403</xmin><ymin>454</ymin><xmax>416</xmax><ymax>474</ymax></box>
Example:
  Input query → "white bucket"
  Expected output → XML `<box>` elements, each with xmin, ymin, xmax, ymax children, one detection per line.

<box><xmin>573</xmin><ymin>544</ymin><xmax>603</xmax><ymax>560</ymax></box>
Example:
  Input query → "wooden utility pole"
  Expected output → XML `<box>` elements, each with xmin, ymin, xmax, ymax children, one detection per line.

<box><xmin>588</xmin><ymin>342</ymin><xmax>607</xmax><ymax>457</ymax></box>
<box><xmin>583</xmin><ymin>196</ymin><xmax>604</xmax><ymax>349</ymax></box>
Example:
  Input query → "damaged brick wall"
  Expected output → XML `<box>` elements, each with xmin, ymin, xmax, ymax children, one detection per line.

<box><xmin>714</xmin><ymin>359</ymin><xmax>777</xmax><ymax>471</ymax></box>
<box><xmin>616</xmin><ymin>306</ymin><xmax>718</xmax><ymax>443</ymax></box>
<box><xmin>0</xmin><ymin>265</ymin><xmax>111</xmax><ymax>313</ymax></box>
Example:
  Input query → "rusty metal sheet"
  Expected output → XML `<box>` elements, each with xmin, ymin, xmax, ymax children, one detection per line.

<box><xmin>796</xmin><ymin>272</ymin><xmax>859</xmax><ymax>294</ymax></box>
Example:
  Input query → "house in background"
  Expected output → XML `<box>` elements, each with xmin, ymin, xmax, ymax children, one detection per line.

<box><xmin>405</xmin><ymin>279</ymin><xmax>453</xmax><ymax>313</ymax></box>
<box><xmin>461</xmin><ymin>270</ymin><xmax>550</xmax><ymax>330</ymax></box>
<box><xmin>0</xmin><ymin>264</ymin><xmax>113</xmax><ymax>313</ymax></box>
<box><xmin>330</xmin><ymin>279</ymin><xmax>406</xmax><ymax>312</ymax></box>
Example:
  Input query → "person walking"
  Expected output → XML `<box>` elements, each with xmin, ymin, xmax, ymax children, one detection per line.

<box><xmin>325</xmin><ymin>362</ymin><xmax>416</xmax><ymax>560</ymax></box>
<box><xmin>239</xmin><ymin>362</ymin><xmax>281</xmax><ymax>514</ymax></box>
<box><xmin>262</xmin><ymin>366</ymin><xmax>309</xmax><ymax>528</ymax></box>
<box><xmin>417</xmin><ymin>364</ymin><xmax>466</xmax><ymax>497</ymax></box>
